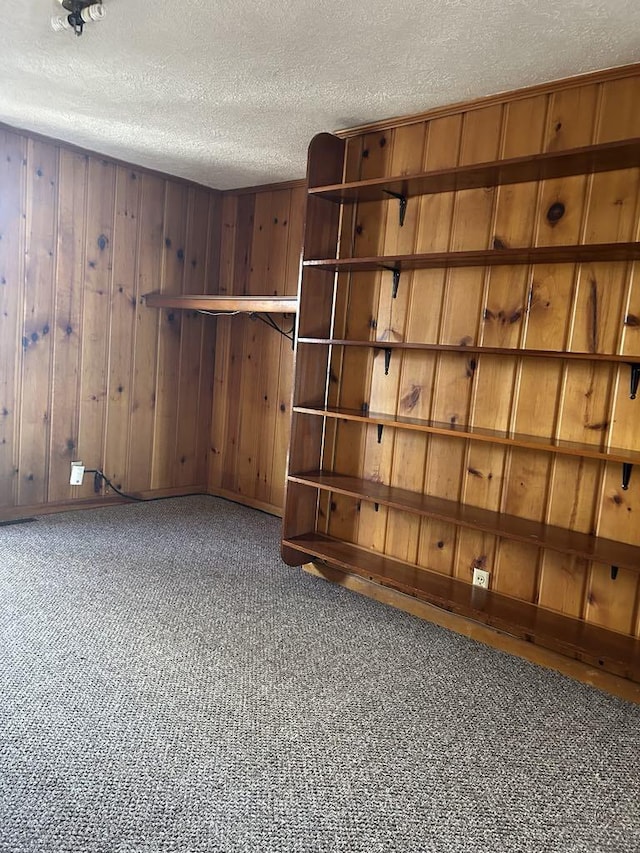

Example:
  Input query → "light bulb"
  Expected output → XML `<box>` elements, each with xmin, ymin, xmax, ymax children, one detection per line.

<box><xmin>80</xmin><ymin>4</ymin><xmax>105</xmax><ymax>23</ymax></box>
<box><xmin>51</xmin><ymin>14</ymin><xmax>72</xmax><ymax>31</ymax></box>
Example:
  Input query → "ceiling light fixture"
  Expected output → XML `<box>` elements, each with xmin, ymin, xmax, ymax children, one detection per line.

<box><xmin>51</xmin><ymin>0</ymin><xmax>105</xmax><ymax>36</ymax></box>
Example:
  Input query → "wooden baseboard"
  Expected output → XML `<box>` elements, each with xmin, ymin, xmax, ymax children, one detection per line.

<box><xmin>303</xmin><ymin>562</ymin><xmax>640</xmax><ymax>705</ymax></box>
<box><xmin>0</xmin><ymin>485</ymin><xmax>209</xmax><ymax>522</ymax></box>
<box><xmin>207</xmin><ymin>488</ymin><xmax>283</xmax><ymax>518</ymax></box>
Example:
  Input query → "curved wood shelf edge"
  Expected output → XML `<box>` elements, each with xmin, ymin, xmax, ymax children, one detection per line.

<box><xmin>143</xmin><ymin>292</ymin><xmax>298</xmax><ymax>314</ymax></box>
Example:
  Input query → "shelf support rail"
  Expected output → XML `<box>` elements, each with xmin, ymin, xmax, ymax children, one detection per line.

<box><xmin>383</xmin><ymin>189</ymin><xmax>407</xmax><ymax>227</ymax></box>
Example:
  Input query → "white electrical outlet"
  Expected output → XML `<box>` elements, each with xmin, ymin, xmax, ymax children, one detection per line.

<box><xmin>472</xmin><ymin>567</ymin><xmax>490</xmax><ymax>589</ymax></box>
<box><xmin>70</xmin><ymin>461</ymin><xmax>85</xmax><ymax>486</ymax></box>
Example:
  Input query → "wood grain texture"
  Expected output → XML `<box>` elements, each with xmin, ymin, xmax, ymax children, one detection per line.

<box><xmin>0</xmin><ymin>128</ymin><xmax>221</xmax><ymax>516</ymax></box>
<box><xmin>208</xmin><ymin>183</ymin><xmax>305</xmax><ymax>514</ymax></box>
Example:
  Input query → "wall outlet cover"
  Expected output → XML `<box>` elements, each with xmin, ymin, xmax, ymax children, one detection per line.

<box><xmin>70</xmin><ymin>462</ymin><xmax>85</xmax><ymax>486</ymax></box>
<box><xmin>472</xmin><ymin>567</ymin><xmax>490</xmax><ymax>589</ymax></box>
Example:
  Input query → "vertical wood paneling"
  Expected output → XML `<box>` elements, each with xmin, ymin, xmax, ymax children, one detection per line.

<box><xmin>0</xmin><ymin>129</ymin><xmax>26</xmax><ymax>507</ymax></box>
<box><xmin>208</xmin><ymin>184</ymin><xmax>303</xmax><ymax>515</ymax></box>
<box><xmin>103</xmin><ymin>167</ymin><xmax>141</xmax><ymax>491</ymax></box>
<box><xmin>48</xmin><ymin>150</ymin><xmax>87</xmax><ymax>502</ymax></box>
<box><xmin>76</xmin><ymin>158</ymin><xmax>116</xmax><ymax>499</ymax></box>
<box><xmin>18</xmin><ymin>140</ymin><xmax>58</xmax><ymax>506</ymax></box>
<box><xmin>0</xmin><ymin>128</ymin><xmax>220</xmax><ymax>516</ymax></box>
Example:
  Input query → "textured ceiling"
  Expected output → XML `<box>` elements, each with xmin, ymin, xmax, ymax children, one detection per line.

<box><xmin>0</xmin><ymin>1</ymin><xmax>639</xmax><ymax>189</ymax></box>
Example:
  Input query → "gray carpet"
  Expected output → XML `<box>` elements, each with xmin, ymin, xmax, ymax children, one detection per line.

<box><xmin>0</xmin><ymin>496</ymin><xmax>638</xmax><ymax>853</ymax></box>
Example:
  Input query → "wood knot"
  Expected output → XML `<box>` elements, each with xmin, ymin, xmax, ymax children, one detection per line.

<box><xmin>97</xmin><ymin>234</ymin><xmax>108</xmax><ymax>251</ymax></box>
<box><xmin>400</xmin><ymin>385</ymin><xmax>421</xmax><ymax>411</ymax></box>
<box><xmin>546</xmin><ymin>202</ymin><xmax>565</xmax><ymax>224</ymax></box>
<box><xmin>625</xmin><ymin>314</ymin><xmax>640</xmax><ymax>327</ymax></box>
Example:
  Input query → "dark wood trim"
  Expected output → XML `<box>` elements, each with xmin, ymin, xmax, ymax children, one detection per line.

<box><xmin>335</xmin><ymin>62</ymin><xmax>640</xmax><ymax>137</ymax></box>
<box><xmin>223</xmin><ymin>178</ymin><xmax>307</xmax><ymax>196</ymax></box>
<box><xmin>207</xmin><ymin>487</ymin><xmax>283</xmax><ymax>517</ymax></box>
<box><xmin>0</xmin><ymin>485</ymin><xmax>209</xmax><ymax>522</ymax></box>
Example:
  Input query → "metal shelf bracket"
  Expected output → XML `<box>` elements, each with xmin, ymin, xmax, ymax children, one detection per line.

<box><xmin>250</xmin><ymin>312</ymin><xmax>295</xmax><ymax>346</ymax></box>
<box><xmin>628</xmin><ymin>362</ymin><xmax>640</xmax><ymax>399</ymax></box>
<box><xmin>383</xmin><ymin>190</ymin><xmax>407</xmax><ymax>227</ymax></box>
<box><xmin>382</xmin><ymin>265</ymin><xmax>401</xmax><ymax>298</ymax></box>
<box><xmin>622</xmin><ymin>462</ymin><xmax>633</xmax><ymax>491</ymax></box>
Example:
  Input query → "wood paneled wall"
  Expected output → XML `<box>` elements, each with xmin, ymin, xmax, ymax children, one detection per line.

<box><xmin>324</xmin><ymin>72</ymin><xmax>640</xmax><ymax>638</ymax></box>
<box><xmin>0</xmin><ymin>127</ymin><xmax>221</xmax><ymax>516</ymax></box>
<box><xmin>208</xmin><ymin>184</ymin><xmax>305</xmax><ymax>515</ymax></box>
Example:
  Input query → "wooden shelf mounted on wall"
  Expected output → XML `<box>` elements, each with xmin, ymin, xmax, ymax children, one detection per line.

<box><xmin>307</xmin><ymin>137</ymin><xmax>640</xmax><ymax>210</ymax></box>
<box><xmin>144</xmin><ymin>293</ymin><xmax>298</xmax><ymax>313</ymax></box>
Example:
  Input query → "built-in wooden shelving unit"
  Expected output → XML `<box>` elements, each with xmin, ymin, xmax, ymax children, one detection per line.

<box><xmin>282</xmin><ymin>128</ymin><xmax>640</xmax><ymax>681</ymax></box>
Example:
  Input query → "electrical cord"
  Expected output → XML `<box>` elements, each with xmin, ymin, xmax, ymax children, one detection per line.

<box><xmin>84</xmin><ymin>469</ymin><xmax>211</xmax><ymax>505</ymax></box>
<box><xmin>85</xmin><ymin>469</ymin><xmax>146</xmax><ymax>502</ymax></box>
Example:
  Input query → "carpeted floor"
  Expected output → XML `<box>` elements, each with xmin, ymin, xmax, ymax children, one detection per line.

<box><xmin>0</xmin><ymin>496</ymin><xmax>638</xmax><ymax>853</ymax></box>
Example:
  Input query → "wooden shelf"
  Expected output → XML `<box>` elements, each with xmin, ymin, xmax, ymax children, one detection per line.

<box><xmin>288</xmin><ymin>471</ymin><xmax>640</xmax><ymax>571</ymax></box>
<box><xmin>303</xmin><ymin>242</ymin><xmax>640</xmax><ymax>273</ymax></box>
<box><xmin>282</xmin><ymin>532</ymin><xmax>640</xmax><ymax>679</ymax></box>
<box><xmin>144</xmin><ymin>293</ymin><xmax>298</xmax><ymax>313</ymax></box>
<box><xmin>297</xmin><ymin>338</ymin><xmax>640</xmax><ymax>365</ymax></box>
<box><xmin>293</xmin><ymin>405</ymin><xmax>640</xmax><ymax>468</ymax></box>
<box><xmin>308</xmin><ymin>137</ymin><xmax>640</xmax><ymax>203</ymax></box>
